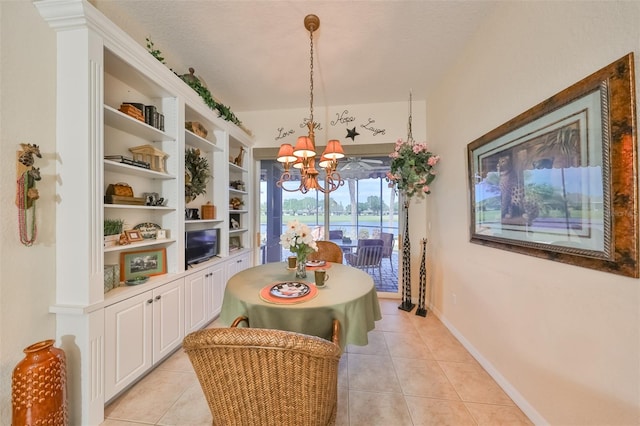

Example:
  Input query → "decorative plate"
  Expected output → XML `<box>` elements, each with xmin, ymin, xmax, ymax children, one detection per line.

<box><xmin>269</xmin><ymin>282</ymin><xmax>311</xmax><ymax>299</ymax></box>
<box><xmin>133</xmin><ymin>222</ymin><xmax>161</xmax><ymax>239</ymax></box>
<box><xmin>125</xmin><ymin>276</ymin><xmax>149</xmax><ymax>286</ymax></box>
<box><xmin>306</xmin><ymin>260</ymin><xmax>326</xmax><ymax>267</ymax></box>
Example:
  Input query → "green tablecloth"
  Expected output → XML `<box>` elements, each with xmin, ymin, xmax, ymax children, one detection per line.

<box><xmin>220</xmin><ymin>262</ymin><xmax>382</xmax><ymax>348</ymax></box>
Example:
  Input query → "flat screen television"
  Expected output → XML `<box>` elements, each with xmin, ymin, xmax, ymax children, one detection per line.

<box><xmin>185</xmin><ymin>228</ymin><xmax>218</xmax><ymax>267</ymax></box>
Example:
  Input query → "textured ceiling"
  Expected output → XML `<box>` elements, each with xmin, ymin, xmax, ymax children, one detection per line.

<box><xmin>92</xmin><ymin>0</ymin><xmax>498</xmax><ymax>113</ymax></box>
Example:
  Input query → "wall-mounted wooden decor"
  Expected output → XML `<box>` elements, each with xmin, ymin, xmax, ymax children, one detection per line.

<box><xmin>15</xmin><ymin>143</ymin><xmax>42</xmax><ymax>246</ymax></box>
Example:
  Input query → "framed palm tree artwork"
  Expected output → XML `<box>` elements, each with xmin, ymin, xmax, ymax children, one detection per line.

<box><xmin>467</xmin><ymin>53</ymin><xmax>638</xmax><ymax>278</ymax></box>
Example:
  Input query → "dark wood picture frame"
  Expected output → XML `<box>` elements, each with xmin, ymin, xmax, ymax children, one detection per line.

<box><xmin>124</xmin><ymin>229</ymin><xmax>144</xmax><ymax>242</ymax></box>
<box><xmin>467</xmin><ymin>53</ymin><xmax>638</xmax><ymax>277</ymax></box>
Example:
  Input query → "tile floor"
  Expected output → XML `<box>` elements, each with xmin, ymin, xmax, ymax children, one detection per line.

<box><xmin>103</xmin><ymin>298</ymin><xmax>533</xmax><ymax>425</ymax></box>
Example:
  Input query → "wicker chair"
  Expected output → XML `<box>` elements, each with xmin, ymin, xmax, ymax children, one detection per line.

<box><xmin>307</xmin><ymin>241</ymin><xmax>344</xmax><ymax>264</ymax></box>
<box><xmin>183</xmin><ymin>317</ymin><xmax>342</xmax><ymax>426</ymax></box>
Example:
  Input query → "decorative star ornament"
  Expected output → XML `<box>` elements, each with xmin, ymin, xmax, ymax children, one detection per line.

<box><xmin>346</xmin><ymin>127</ymin><xmax>360</xmax><ymax>141</ymax></box>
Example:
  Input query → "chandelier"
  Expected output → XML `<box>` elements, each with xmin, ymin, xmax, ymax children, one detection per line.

<box><xmin>276</xmin><ymin>14</ymin><xmax>346</xmax><ymax>194</ymax></box>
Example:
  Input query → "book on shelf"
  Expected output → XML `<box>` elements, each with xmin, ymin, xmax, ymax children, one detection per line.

<box><xmin>123</xmin><ymin>102</ymin><xmax>145</xmax><ymax>115</ymax></box>
<box><xmin>119</xmin><ymin>103</ymin><xmax>145</xmax><ymax>122</ymax></box>
<box><xmin>144</xmin><ymin>105</ymin><xmax>157</xmax><ymax>128</ymax></box>
<box><xmin>139</xmin><ymin>105</ymin><xmax>164</xmax><ymax>131</ymax></box>
<box><xmin>104</xmin><ymin>195</ymin><xmax>146</xmax><ymax>205</ymax></box>
<box><xmin>104</xmin><ymin>155</ymin><xmax>151</xmax><ymax>169</ymax></box>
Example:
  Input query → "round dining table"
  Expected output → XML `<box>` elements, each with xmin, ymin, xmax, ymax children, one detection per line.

<box><xmin>219</xmin><ymin>262</ymin><xmax>382</xmax><ymax>348</ymax></box>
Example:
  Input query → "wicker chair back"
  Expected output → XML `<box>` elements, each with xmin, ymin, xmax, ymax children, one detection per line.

<box><xmin>183</xmin><ymin>317</ymin><xmax>342</xmax><ymax>426</ymax></box>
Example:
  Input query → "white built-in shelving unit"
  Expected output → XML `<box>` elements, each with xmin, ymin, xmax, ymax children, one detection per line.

<box><xmin>35</xmin><ymin>1</ymin><xmax>255</xmax><ymax>423</ymax></box>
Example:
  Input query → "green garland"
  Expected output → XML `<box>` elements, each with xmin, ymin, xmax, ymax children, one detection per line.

<box><xmin>185</xmin><ymin>148</ymin><xmax>211</xmax><ymax>200</ymax></box>
<box><xmin>180</xmin><ymin>77</ymin><xmax>242</xmax><ymax>126</ymax></box>
<box><xmin>145</xmin><ymin>38</ymin><xmax>165</xmax><ymax>64</ymax></box>
<box><xmin>145</xmin><ymin>37</ymin><xmax>242</xmax><ymax>127</ymax></box>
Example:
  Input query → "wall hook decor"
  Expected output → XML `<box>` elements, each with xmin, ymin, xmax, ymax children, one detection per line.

<box><xmin>15</xmin><ymin>143</ymin><xmax>41</xmax><ymax>246</ymax></box>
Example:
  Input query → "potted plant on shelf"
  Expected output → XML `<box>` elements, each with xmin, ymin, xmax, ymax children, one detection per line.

<box><xmin>185</xmin><ymin>148</ymin><xmax>211</xmax><ymax>204</ymax></box>
<box><xmin>104</xmin><ymin>219</ymin><xmax>125</xmax><ymax>248</ymax></box>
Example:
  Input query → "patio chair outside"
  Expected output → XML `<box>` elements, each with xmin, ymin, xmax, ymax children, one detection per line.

<box><xmin>183</xmin><ymin>316</ymin><xmax>342</xmax><ymax>425</ymax></box>
<box><xmin>380</xmin><ymin>232</ymin><xmax>395</xmax><ymax>271</ymax></box>
<box><xmin>328</xmin><ymin>230</ymin><xmax>343</xmax><ymax>240</ymax></box>
<box><xmin>345</xmin><ymin>238</ymin><xmax>384</xmax><ymax>281</ymax></box>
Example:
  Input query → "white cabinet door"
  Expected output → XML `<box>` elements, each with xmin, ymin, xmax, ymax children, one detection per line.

<box><xmin>104</xmin><ymin>291</ymin><xmax>153</xmax><ymax>400</ymax></box>
<box><xmin>184</xmin><ymin>269</ymin><xmax>208</xmax><ymax>334</ymax></box>
<box><xmin>152</xmin><ymin>278</ymin><xmax>185</xmax><ymax>363</ymax></box>
<box><xmin>226</xmin><ymin>252</ymin><xmax>253</xmax><ymax>283</ymax></box>
<box><xmin>209</xmin><ymin>263</ymin><xmax>225</xmax><ymax>319</ymax></box>
<box><xmin>226</xmin><ymin>257</ymin><xmax>241</xmax><ymax>281</ymax></box>
<box><xmin>238</xmin><ymin>252</ymin><xmax>252</xmax><ymax>272</ymax></box>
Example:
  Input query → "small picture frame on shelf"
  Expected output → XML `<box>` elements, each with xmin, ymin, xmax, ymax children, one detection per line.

<box><xmin>124</xmin><ymin>230</ymin><xmax>144</xmax><ymax>242</ymax></box>
<box><xmin>185</xmin><ymin>208</ymin><xmax>200</xmax><ymax>220</ymax></box>
<box><xmin>229</xmin><ymin>236</ymin><xmax>242</xmax><ymax>251</ymax></box>
<box><xmin>143</xmin><ymin>192</ymin><xmax>161</xmax><ymax>206</ymax></box>
<box><xmin>120</xmin><ymin>248</ymin><xmax>167</xmax><ymax>282</ymax></box>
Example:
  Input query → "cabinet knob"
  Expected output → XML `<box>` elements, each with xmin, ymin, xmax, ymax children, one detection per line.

<box><xmin>155</xmin><ymin>295</ymin><xmax>161</xmax><ymax>301</ymax></box>
<box><xmin>147</xmin><ymin>299</ymin><xmax>153</xmax><ymax>304</ymax></box>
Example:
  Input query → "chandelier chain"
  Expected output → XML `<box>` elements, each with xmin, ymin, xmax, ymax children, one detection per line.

<box><xmin>275</xmin><ymin>14</ymin><xmax>346</xmax><ymax>194</ymax></box>
<box><xmin>309</xmin><ymin>24</ymin><xmax>314</xmax><ymax>125</ymax></box>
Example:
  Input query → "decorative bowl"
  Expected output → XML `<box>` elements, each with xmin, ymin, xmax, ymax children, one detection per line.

<box><xmin>125</xmin><ymin>276</ymin><xmax>149</xmax><ymax>286</ymax></box>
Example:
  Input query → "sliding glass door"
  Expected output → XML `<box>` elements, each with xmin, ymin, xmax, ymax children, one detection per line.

<box><xmin>259</xmin><ymin>155</ymin><xmax>400</xmax><ymax>295</ymax></box>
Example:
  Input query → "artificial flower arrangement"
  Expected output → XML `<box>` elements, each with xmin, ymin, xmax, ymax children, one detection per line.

<box><xmin>184</xmin><ymin>147</ymin><xmax>211</xmax><ymax>203</ymax></box>
<box><xmin>386</xmin><ymin>138</ymin><xmax>440</xmax><ymax>198</ymax></box>
<box><xmin>279</xmin><ymin>220</ymin><xmax>318</xmax><ymax>261</ymax></box>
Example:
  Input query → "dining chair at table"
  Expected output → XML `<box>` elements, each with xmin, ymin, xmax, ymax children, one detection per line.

<box><xmin>344</xmin><ymin>238</ymin><xmax>384</xmax><ymax>281</ymax></box>
<box><xmin>380</xmin><ymin>232</ymin><xmax>395</xmax><ymax>271</ymax></box>
<box><xmin>183</xmin><ymin>316</ymin><xmax>342</xmax><ymax>426</ymax></box>
<box><xmin>307</xmin><ymin>240</ymin><xmax>344</xmax><ymax>264</ymax></box>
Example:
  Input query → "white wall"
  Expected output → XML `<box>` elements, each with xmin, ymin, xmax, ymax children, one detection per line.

<box><xmin>427</xmin><ymin>2</ymin><xmax>640</xmax><ymax>424</ymax></box>
<box><xmin>0</xmin><ymin>1</ymin><xmax>57</xmax><ymax>423</ymax></box>
<box><xmin>241</xmin><ymin>100</ymin><xmax>426</xmax><ymax>149</ymax></box>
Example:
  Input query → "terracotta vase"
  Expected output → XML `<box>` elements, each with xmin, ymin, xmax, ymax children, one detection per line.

<box><xmin>12</xmin><ymin>339</ymin><xmax>68</xmax><ymax>426</ymax></box>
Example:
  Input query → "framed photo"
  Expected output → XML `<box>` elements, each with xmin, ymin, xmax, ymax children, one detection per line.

<box><xmin>120</xmin><ymin>248</ymin><xmax>167</xmax><ymax>281</ymax></box>
<box><xmin>467</xmin><ymin>53</ymin><xmax>638</xmax><ymax>277</ymax></box>
<box><xmin>124</xmin><ymin>229</ymin><xmax>144</xmax><ymax>242</ymax></box>
<box><xmin>143</xmin><ymin>192</ymin><xmax>159</xmax><ymax>206</ymax></box>
<box><xmin>229</xmin><ymin>236</ymin><xmax>242</xmax><ymax>251</ymax></box>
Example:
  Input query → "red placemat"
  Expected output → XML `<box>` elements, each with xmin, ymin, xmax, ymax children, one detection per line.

<box><xmin>260</xmin><ymin>281</ymin><xmax>318</xmax><ymax>304</ymax></box>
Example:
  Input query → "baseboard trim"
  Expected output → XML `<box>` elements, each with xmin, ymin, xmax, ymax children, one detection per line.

<box><xmin>430</xmin><ymin>305</ymin><xmax>548</xmax><ymax>426</ymax></box>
